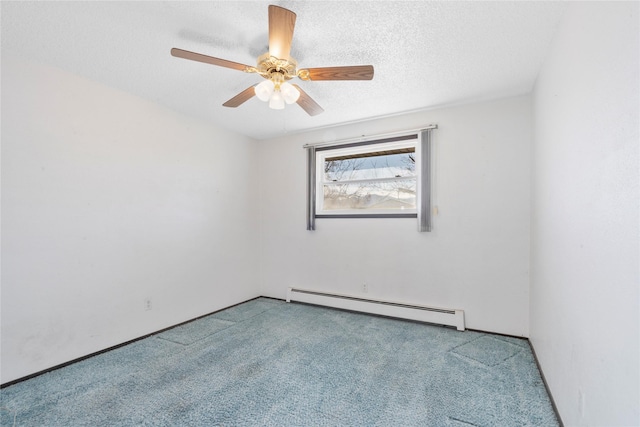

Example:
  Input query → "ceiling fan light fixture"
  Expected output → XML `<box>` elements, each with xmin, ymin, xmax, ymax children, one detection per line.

<box><xmin>255</xmin><ymin>79</ymin><xmax>275</xmax><ymax>102</ymax></box>
<box><xmin>269</xmin><ymin>90</ymin><xmax>285</xmax><ymax>109</ymax></box>
<box><xmin>281</xmin><ymin>82</ymin><xmax>300</xmax><ymax>104</ymax></box>
<box><xmin>257</xmin><ymin>74</ymin><xmax>297</xmax><ymax>109</ymax></box>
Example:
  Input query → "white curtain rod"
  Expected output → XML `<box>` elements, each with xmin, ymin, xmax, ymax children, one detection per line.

<box><xmin>302</xmin><ymin>124</ymin><xmax>438</xmax><ymax>149</ymax></box>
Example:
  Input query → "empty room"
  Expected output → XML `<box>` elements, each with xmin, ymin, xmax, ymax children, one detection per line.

<box><xmin>1</xmin><ymin>1</ymin><xmax>638</xmax><ymax>426</ymax></box>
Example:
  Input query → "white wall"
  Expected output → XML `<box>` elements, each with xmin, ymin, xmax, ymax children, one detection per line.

<box><xmin>259</xmin><ymin>96</ymin><xmax>532</xmax><ymax>336</ymax></box>
<box><xmin>1</xmin><ymin>56</ymin><xmax>260</xmax><ymax>384</ymax></box>
<box><xmin>530</xmin><ymin>2</ymin><xmax>639</xmax><ymax>426</ymax></box>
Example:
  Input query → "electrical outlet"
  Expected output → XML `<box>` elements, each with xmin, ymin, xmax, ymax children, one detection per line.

<box><xmin>363</xmin><ymin>283</ymin><xmax>368</xmax><ymax>293</ymax></box>
<box><xmin>144</xmin><ymin>298</ymin><xmax>152</xmax><ymax>311</ymax></box>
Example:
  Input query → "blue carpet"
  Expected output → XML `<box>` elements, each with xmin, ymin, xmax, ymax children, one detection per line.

<box><xmin>0</xmin><ymin>298</ymin><xmax>558</xmax><ymax>426</ymax></box>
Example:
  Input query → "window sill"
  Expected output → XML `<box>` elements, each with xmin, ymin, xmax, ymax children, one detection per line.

<box><xmin>315</xmin><ymin>213</ymin><xmax>417</xmax><ymax>219</ymax></box>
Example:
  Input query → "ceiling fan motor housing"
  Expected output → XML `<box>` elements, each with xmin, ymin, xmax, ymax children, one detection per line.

<box><xmin>256</xmin><ymin>53</ymin><xmax>298</xmax><ymax>84</ymax></box>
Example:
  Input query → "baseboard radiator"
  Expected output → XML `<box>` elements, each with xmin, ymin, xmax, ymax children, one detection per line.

<box><xmin>286</xmin><ymin>287</ymin><xmax>465</xmax><ymax>331</ymax></box>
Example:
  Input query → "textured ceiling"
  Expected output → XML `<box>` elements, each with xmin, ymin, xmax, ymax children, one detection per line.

<box><xmin>1</xmin><ymin>1</ymin><xmax>566</xmax><ymax>140</ymax></box>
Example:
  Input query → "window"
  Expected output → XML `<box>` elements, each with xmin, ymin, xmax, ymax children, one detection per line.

<box><xmin>316</xmin><ymin>138</ymin><xmax>418</xmax><ymax>216</ymax></box>
<box><xmin>306</xmin><ymin>128</ymin><xmax>434</xmax><ymax>231</ymax></box>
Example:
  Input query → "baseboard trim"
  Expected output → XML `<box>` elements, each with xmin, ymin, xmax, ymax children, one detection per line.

<box><xmin>0</xmin><ymin>297</ymin><xmax>261</xmax><ymax>388</ymax></box>
<box><xmin>528</xmin><ymin>340</ymin><xmax>564</xmax><ymax>427</ymax></box>
<box><xmin>466</xmin><ymin>328</ymin><xmax>528</xmax><ymax>341</ymax></box>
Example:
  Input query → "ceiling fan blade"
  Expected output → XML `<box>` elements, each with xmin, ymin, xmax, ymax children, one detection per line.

<box><xmin>222</xmin><ymin>85</ymin><xmax>257</xmax><ymax>108</ymax></box>
<box><xmin>292</xmin><ymin>84</ymin><xmax>324</xmax><ymax>116</ymax></box>
<box><xmin>268</xmin><ymin>5</ymin><xmax>296</xmax><ymax>60</ymax></box>
<box><xmin>299</xmin><ymin>65</ymin><xmax>374</xmax><ymax>81</ymax></box>
<box><xmin>171</xmin><ymin>48</ymin><xmax>251</xmax><ymax>72</ymax></box>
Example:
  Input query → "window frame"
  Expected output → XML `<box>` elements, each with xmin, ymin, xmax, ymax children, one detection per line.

<box><xmin>314</xmin><ymin>134</ymin><xmax>421</xmax><ymax>218</ymax></box>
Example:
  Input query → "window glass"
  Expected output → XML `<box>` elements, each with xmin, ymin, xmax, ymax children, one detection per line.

<box><xmin>322</xmin><ymin>179</ymin><xmax>416</xmax><ymax>210</ymax></box>
<box><xmin>324</xmin><ymin>149</ymin><xmax>416</xmax><ymax>181</ymax></box>
<box><xmin>316</xmin><ymin>140</ymin><xmax>418</xmax><ymax>215</ymax></box>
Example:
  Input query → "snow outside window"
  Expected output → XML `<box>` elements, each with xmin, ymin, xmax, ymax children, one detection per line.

<box><xmin>315</xmin><ymin>138</ymin><xmax>419</xmax><ymax>217</ymax></box>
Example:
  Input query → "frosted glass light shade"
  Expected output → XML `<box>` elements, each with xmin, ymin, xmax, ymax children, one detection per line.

<box><xmin>281</xmin><ymin>82</ymin><xmax>300</xmax><ymax>104</ymax></box>
<box><xmin>255</xmin><ymin>80</ymin><xmax>275</xmax><ymax>102</ymax></box>
<box><xmin>269</xmin><ymin>90</ymin><xmax>285</xmax><ymax>109</ymax></box>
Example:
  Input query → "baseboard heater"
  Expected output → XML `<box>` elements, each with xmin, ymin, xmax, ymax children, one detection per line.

<box><xmin>286</xmin><ymin>287</ymin><xmax>465</xmax><ymax>331</ymax></box>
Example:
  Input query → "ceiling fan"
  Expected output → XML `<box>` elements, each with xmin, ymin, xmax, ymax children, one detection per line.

<box><xmin>171</xmin><ymin>5</ymin><xmax>374</xmax><ymax>116</ymax></box>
